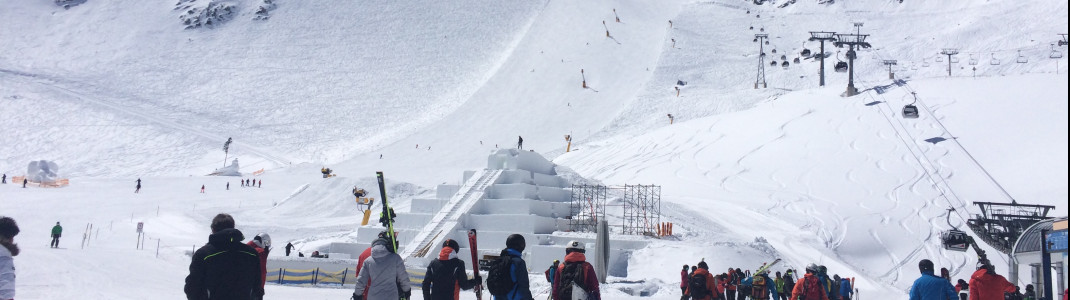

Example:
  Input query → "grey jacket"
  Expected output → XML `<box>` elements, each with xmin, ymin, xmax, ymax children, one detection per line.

<box><xmin>0</xmin><ymin>246</ymin><xmax>14</xmax><ymax>300</ymax></box>
<box><xmin>354</xmin><ymin>244</ymin><xmax>411</xmax><ymax>300</ymax></box>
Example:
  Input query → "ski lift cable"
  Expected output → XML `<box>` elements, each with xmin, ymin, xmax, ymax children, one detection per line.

<box><xmin>899</xmin><ymin>84</ymin><xmax>1018</xmax><ymax>203</ymax></box>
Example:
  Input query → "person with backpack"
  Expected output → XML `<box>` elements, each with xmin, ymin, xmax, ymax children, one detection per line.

<box><xmin>817</xmin><ymin>266</ymin><xmax>832</xmax><ymax>300</ymax></box>
<box><xmin>783</xmin><ymin>270</ymin><xmax>796</xmax><ymax>300</ymax></box>
<box><xmin>738</xmin><ymin>268</ymin><xmax>751</xmax><ymax>300</ymax></box>
<box><xmin>839</xmin><ymin>276</ymin><xmax>852</xmax><ymax>300</ymax></box>
<box><xmin>552</xmin><ymin>241</ymin><xmax>600</xmax><ymax>300</ymax></box>
<box><xmin>488</xmin><ymin>234</ymin><xmax>532</xmax><ymax>300</ymax></box>
<box><xmin>423</xmin><ymin>239</ymin><xmax>481</xmax><ymax>300</ymax></box>
<box><xmin>968</xmin><ymin>260</ymin><xmax>1015</xmax><ymax>300</ymax></box>
<box><xmin>909</xmin><ymin>259</ymin><xmax>957</xmax><ymax>300</ymax></box>
<box><xmin>353</xmin><ymin>237</ymin><xmax>411</xmax><ymax>300</ymax></box>
<box><xmin>726</xmin><ymin>268</ymin><xmax>739</xmax><ymax>300</ymax></box>
<box><xmin>685</xmin><ymin>261</ymin><xmax>717</xmax><ymax>300</ymax></box>
<box><xmin>547</xmin><ymin>260</ymin><xmax>560</xmax><ymax>284</ymax></box>
<box><xmin>746</xmin><ymin>271</ymin><xmax>778</xmax><ymax>300</ymax></box>
<box><xmin>955</xmin><ymin>279</ymin><xmax>969</xmax><ymax>300</ymax></box>
<box><xmin>682</xmin><ymin>265</ymin><xmax>690</xmax><ymax>296</ymax></box>
<box><xmin>774</xmin><ymin>272</ymin><xmax>787</xmax><ymax>300</ymax></box>
<box><xmin>791</xmin><ymin>264</ymin><xmax>829</xmax><ymax>300</ymax></box>
<box><xmin>830</xmin><ymin>275</ymin><xmax>842</xmax><ymax>300</ymax></box>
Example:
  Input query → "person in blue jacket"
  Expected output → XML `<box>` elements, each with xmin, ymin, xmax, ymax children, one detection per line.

<box><xmin>493</xmin><ymin>234</ymin><xmax>532</xmax><ymax>300</ymax></box>
<box><xmin>909</xmin><ymin>259</ymin><xmax>957</xmax><ymax>300</ymax></box>
<box><xmin>839</xmin><ymin>277</ymin><xmax>853</xmax><ymax>300</ymax></box>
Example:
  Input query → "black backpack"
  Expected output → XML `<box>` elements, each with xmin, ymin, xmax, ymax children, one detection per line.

<box><xmin>555</xmin><ymin>262</ymin><xmax>589</xmax><ymax>299</ymax></box>
<box><xmin>689</xmin><ymin>273</ymin><xmax>709</xmax><ymax>298</ymax></box>
<box><xmin>486</xmin><ymin>256</ymin><xmax>515</xmax><ymax>295</ymax></box>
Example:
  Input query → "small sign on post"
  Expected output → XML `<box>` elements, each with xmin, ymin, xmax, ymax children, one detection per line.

<box><xmin>1046</xmin><ymin>230</ymin><xmax>1067</xmax><ymax>253</ymax></box>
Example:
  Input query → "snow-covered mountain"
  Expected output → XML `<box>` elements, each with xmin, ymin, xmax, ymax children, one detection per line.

<box><xmin>0</xmin><ymin>0</ymin><xmax>1066</xmax><ymax>299</ymax></box>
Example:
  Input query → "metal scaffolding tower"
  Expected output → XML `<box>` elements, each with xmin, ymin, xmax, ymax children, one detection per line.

<box><xmin>754</xmin><ymin>34</ymin><xmax>769</xmax><ymax>89</ymax></box>
<box><xmin>883</xmin><ymin>59</ymin><xmax>898</xmax><ymax>79</ymax></box>
<box><xmin>621</xmin><ymin>184</ymin><xmax>662</xmax><ymax>235</ymax></box>
<box><xmin>967</xmin><ymin>202</ymin><xmax>1055</xmax><ymax>254</ymax></box>
<box><xmin>941</xmin><ymin>48</ymin><xmax>960</xmax><ymax>77</ymax></box>
<box><xmin>569</xmin><ymin>184</ymin><xmax>607</xmax><ymax>233</ymax></box>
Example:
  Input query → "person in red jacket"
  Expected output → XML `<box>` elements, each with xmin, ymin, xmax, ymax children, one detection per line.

<box><xmin>968</xmin><ymin>261</ymin><xmax>1015</xmax><ymax>300</ymax></box>
<box><xmin>552</xmin><ymin>241</ymin><xmax>600</xmax><ymax>300</ymax></box>
<box><xmin>246</xmin><ymin>233</ymin><xmax>271</xmax><ymax>300</ymax></box>
<box><xmin>792</xmin><ymin>264</ymin><xmax>830</xmax><ymax>300</ymax></box>
<box><xmin>727</xmin><ymin>268</ymin><xmax>739</xmax><ymax>300</ymax></box>
<box><xmin>686</xmin><ymin>261</ymin><xmax>719</xmax><ymax>300</ymax></box>
<box><xmin>682</xmin><ymin>264</ymin><xmax>691</xmax><ymax>295</ymax></box>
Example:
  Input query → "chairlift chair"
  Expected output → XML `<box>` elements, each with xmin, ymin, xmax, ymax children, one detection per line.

<box><xmin>1017</xmin><ymin>50</ymin><xmax>1028</xmax><ymax>63</ymax></box>
<box><xmin>770</xmin><ymin>61</ymin><xmax>778</xmax><ymax>66</ymax></box>
<box><xmin>781</xmin><ymin>55</ymin><xmax>787</xmax><ymax>60</ymax></box>
<box><xmin>969</xmin><ymin>54</ymin><xmax>978</xmax><ymax>66</ymax></box>
<box><xmin>939</xmin><ymin>208</ymin><xmax>970</xmax><ymax>252</ymax></box>
<box><xmin>936</xmin><ymin>54</ymin><xmax>944</xmax><ymax>63</ymax></box>
<box><xmin>801</xmin><ymin>48</ymin><xmax>812</xmax><ymax>57</ymax></box>
<box><xmin>834</xmin><ymin>61</ymin><xmax>848</xmax><ymax>72</ymax></box>
<box><xmin>902</xmin><ymin>92</ymin><xmax>920</xmax><ymax>119</ymax></box>
<box><xmin>950</xmin><ymin>57</ymin><xmax>960</xmax><ymax>63</ymax></box>
<box><xmin>781</xmin><ymin>61</ymin><xmax>790</xmax><ymax>68</ymax></box>
<box><xmin>990</xmin><ymin>53</ymin><xmax>1000</xmax><ymax>65</ymax></box>
<box><xmin>922</xmin><ymin>58</ymin><xmax>931</xmax><ymax>67</ymax></box>
<box><xmin>793</xmin><ymin>57</ymin><xmax>801</xmax><ymax>63</ymax></box>
<box><xmin>1050</xmin><ymin>44</ymin><xmax>1064</xmax><ymax>59</ymax></box>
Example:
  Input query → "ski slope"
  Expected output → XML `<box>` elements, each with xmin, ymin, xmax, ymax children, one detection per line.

<box><xmin>0</xmin><ymin>0</ymin><xmax>1067</xmax><ymax>299</ymax></box>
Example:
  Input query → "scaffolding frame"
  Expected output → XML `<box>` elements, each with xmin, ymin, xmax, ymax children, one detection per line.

<box><xmin>568</xmin><ymin>184</ymin><xmax>663</xmax><ymax>235</ymax></box>
<box><xmin>569</xmin><ymin>184</ymin><xmax>607</xmax><ymax>233</ymax></box>
<box><xmin>621</xmin><ymin>184</ymin><xmax>662</xmax><ymax>236</ymax></box>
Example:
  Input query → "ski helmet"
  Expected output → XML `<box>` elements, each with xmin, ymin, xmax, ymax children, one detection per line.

<box><xmin>805</xmin><ymin>263</ymin><xmax>820</xmax><ymax>273</ymax></box>
<box><xmin>254</xmin><ymin>233</ymin><xmax>272</xmax><ymax>250</ymax></box>
<box><xmin>565</xmin><ymin>240</ymin><xmax>585</xmax><ymax>254</ymax></box>
<box><xmin>506</xmin><ymin>234</ymin><xmax>526</xmax><ymax>252</ymax></box>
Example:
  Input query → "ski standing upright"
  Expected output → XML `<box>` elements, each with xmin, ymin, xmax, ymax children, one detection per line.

<box><xmin>468</xmin><ymin>229</ymin><xmax>483</xmax><ymax>300</ymax></box>
<box><xmin>376</xmin><ymin>171</ymin><xmax>399</xmax><ymax>253</ymax></box>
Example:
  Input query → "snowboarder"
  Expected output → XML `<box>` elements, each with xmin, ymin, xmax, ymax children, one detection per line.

<box><xmin>791</xmin><ymin>264</ymin><xmax>829</xmax><ymax>300</ymax></box>
<box><xmin>422</xmin><ymin>239</ymin><xmax>481</xmax><ymax>300</ymax></box>
<box><xmin>285</xmin><ymin>242</ymin><xmax>294</xmax><ymax>257</ymax></box>
<box><xmin>353</xmin><ymin>237</ymin><xmax>411</xmax><ymax>300</ymax></box>
<box><xmin>200</xmin><ymin>185</ymin><xmax>205</xmax><ymax>193</ymax></box>
<box><xmin>184</xmin><ymin>213</ymin><xmax>260</xmax><ymax>300</ymax></box>
<box><xmin>682</xmin><ymin>264</ymin><xmax>690</xmax><ymax>295</ymax></box>
<box><xmin>135</xmin><ymin>178</ymin><xmax>142</xmax><ymax>193</ymax></box>
<box><xmin>685</xmin><ymin>261</ymin><xmax>717</xmax><ymax>300</ymax></box>
<box><xmin>0</xmin><ymin>216</ymin><xmax>19</xmax><ymax>300</ymax></box>
<box><xmin>246</xmin><ymin>233</ymin><xmax>271</xmax><ymax>300</ymax></box>
<box><xmin>552</xmin><ymin>240</ymin><xmax>600</xmax><ymax>300</ymax></box>
<box><xmin>967</xmin><ymin>260</ymin><xmax>1015</xmax><ymax>300</ymax></box>
<box><xmin>547</xmin><ymin>260</ymin><xmax>561</xmax><ymax>284</ymax></box>
<box><xmin>50</xmin><ymin>222</ymin><xmax>62</xmax><ymax>248</ymax></box>
<box><xmin>909</xmin><ymin>259</ymin><xmax>957</xmax><ymax>300</ymax></box>
<box><xmin>488</xmin><ymin>234</ymin><xmax>532</xmax><ymax>300</ymax></box>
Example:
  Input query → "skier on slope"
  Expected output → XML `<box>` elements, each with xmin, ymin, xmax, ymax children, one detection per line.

<box><xmin>726</xmin><ymin>268</ymin><xmax>739</xmax><ymax>300</ymax></box>
<box><xmin>909</xmin><ymin>259</ymin><xmax>957</xmax><ymax>300</ymax></box>
<box><xmin>50</xmin><ymin>222</ymin><xmax>62</xmax><ymax>248</ymax></box>
<box><xmin>246</xmin><ymin>233</ymin><xmax>270</xmax><ymax>300</ymax></box>
<box><xmin>135</xmin><ymin>178</ymin><xmax>142</xmax><ymax>193</ymax></box>
<box><xmin>355</xmin><ymin>231</ymin><xmax>395</xmax><ymax>300</ymax></box>
<box><xmin>422</xmin><ymin>239</ymin><xmax>481</xmax><ymax>300</ymax></box>
<box><xmin>353</xmin><ymin>237</ymin><xmax>411</xmax><ymax>300</ymax></box>
<box><xmin>552</xmin><ymin>241</ymin><xmax>601</xmax><ymax>300</ymax></box>
<box><xmin>784</xmin><ymin>270</ymin><xmax>796</xmax><ymax>300</ymax></box>
<box><xmin>791</xmin><ymin>264</ymin><xmax>829</xmax><ymax>300</ymax></box>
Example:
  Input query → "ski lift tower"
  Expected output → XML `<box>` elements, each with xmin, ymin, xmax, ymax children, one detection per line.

<box><xmin>883</xmin><ymin>60</ymin><xmax>898</xmax><ymax>79</ymax></box>
<box><xmin>809</xmin><ymin>31</ymin><xmax>837</xmax><ymax>86</ymax></box>
<box><xmin>941</xmin><ymin>48</ymin><xmax>960</xmax><ymax>77</ymax></box>
<box><xmin>834</xmin><ymin>33</ymin><xmax>871</xmax><ymax>97</ymax></box>
<box><xmin>755</xmin><ymin>34</ymin><xmax>769</xmax><ymax>89</ymax></box>
<box><xmin>966</xmin><ymin>201</ymin><xmax>1056</xmax><ymax>282</ymax></box>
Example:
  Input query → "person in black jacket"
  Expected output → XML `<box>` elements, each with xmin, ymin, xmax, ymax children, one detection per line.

<box><xmin>422</xmin><ymin>239</ymin><xmax>482</xmax><ymax>300</ymax></box>
<box><xmin>184</xmin><ymin>213</ymin><xmax>261</xmax><ymax>300</ymax></box>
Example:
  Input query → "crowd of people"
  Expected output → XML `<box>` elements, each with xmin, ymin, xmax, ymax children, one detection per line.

<box><xmin>678</xmin><ymin>262</ymin><xmax>850</xmax><ymax>300</ymax></box>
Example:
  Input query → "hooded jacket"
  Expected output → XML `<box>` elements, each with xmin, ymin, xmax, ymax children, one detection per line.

<box><xmin>493</xmin><ymin>248</ymin><xmax>533</xmax><ymax>300</ymax></box>
<box><xmin>909</xmin><ymin>270</ymin><xmax>957</xmax><ymax>300</ymax></box>
<box><xmin>685</xmin><ymin>267</ymin><xmax>718</xmax><ymax>300</ymax></box>
<box><xmin>791</xmin><ymin>273</ymin><xmax>830</xmax><ymax>300</ymax></box>
<box><xmin>839</xmin><ymin>278</ymin><xmax>853</xmax><ymax>299</ymax></box>
<box><xmin>968</xmin><ymin>269</ymin><xmax>1015</xmax><ymax>300</ymax></box>
<box><xmin>423</xmin><ymin>247</ymin><xmax>478</xmax><ymax>300</ymax></box>
<box><xmin>354</xmin><ymin>244</ymin><xmax>411</xmax><ymax>300</ymax></box>
<box><xmin>0</xmin><ymin>245</ymin><xmax>15</xmax><ymax>300</ymax></box>
<box><xmin>245</xmin><ymin>241</ymin><xmax>268</xmax><ymax>290</ymax></box>
<box><xmin>552</xmin><ymin>252</ymin><xmax>601</xmax><ymax>300</ymax></box>
<box><xmin>184</xmin><ymin>228</ymin><xmax>261</xmax><ymax>300</ymax></box>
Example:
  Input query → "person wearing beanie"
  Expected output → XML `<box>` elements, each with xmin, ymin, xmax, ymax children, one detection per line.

<box><xmin>552</xmin><ymin>241</ymin><xmax>600</xmax><ymax>300</ymax></box>
<box><xmin>909</xmin><ymin>259</ymin><xmax>957</xmax><ymax>300</ymax></box>
<box><xmin>491</xmin><ymin>234</ymin><xmax>532</xmax><ymax>300</ymax></box>
<box><xmin>682</xmin><ymin>264</ymin><xmax>691</xmax><ymax>296</ymax></box>
<box><xmin>423</xmin><ymin>239</ymin><xmax>481</xmax><ymax>300</ymax></box>
<box><xmin>184</xmin><ymin>213</ymin><xmax>260</xmax><ymax>300</ymax></box>
<box><xmin>354</xmin><ymin>237</ymin><xmax>411</xmax><ymax>300</ymax></box>
<box><xmin>0</xmin><ymin>217</ymin><xmax>20</xmax><ymax>300</ymax></box>
<box><xmin>968</xmin><ymin>260</ymin><xmax>1015</xmax><ymax>300</ymax></box>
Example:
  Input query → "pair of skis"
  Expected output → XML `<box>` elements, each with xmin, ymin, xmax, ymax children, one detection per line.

<box><xmin>376</xmin><ymin>172</ymin><xmax>483</xmax><ymax>300</ymax></box>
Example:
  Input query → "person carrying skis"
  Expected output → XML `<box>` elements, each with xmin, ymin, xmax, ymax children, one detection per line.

<box><xmin>488</xmin><ymin>234</ymin><xmax>532</xmax><ymax>300</ymax></box>
<box><xmin>422</xmin><ymin>239</ymin><xmax>481</xmax><ymax>300</ymax></box>
<box><xmin>746</xmin><ymin>270</ymin><xmax>778</xmax><ymax>300</ymax></box>
<box><xmin>968</xmin><ymin>260</ymin><xmax>1015</xmax><ymax>300</ymax></box>
<box><xmin>791</xmin><ymin>264</ymin><xmax>829</xmax><ymax>300</ymax></box>
<box><xmin>246</xmin><ymin>233</ymin><xmax>271</xmax><ymax>300</ymax></box>
<box><xmin>775</xmin><ymin>272</ymin><xmax>787</xmax><ymax>300</ymax></box>
<box><xmin>839</xmin><ymin>276</ymin><xmax>852</xmax><ymax>300</ymax></box>
<box><xmin>0</xmin><ymin>216</ymin><xmax>20</xmax><ymax>300</ymax></box>
<box><xmin>50</xmin><ymin>222</ymin><xmax>62</xmax><ymax>248</ymax></box>
<box><xmin>685</xmin><ymin>261</ymin><xmax>717</xmax><ymax>300</ymax></box>
<box><xmin>682</xmin><ymin>265</ymin><xmax>690</xmax><ymax>296</ymax></box>
<box><xmin>909</xmin><ymin>259</ymin><xmax>957</xmax><ymax>300</ymax></box>
<box><xmin>552</xmin><ymin>241</ymin><xmax>600</xmax><ymax>300</ymax></box>
<box><xmin>184</xmin><ymin>213</ymin><xmax>260</xmax><ymax>300</ymax></box>
<box><xmin>355</xmin><ymin>231</ymin><xmax>393</xmax><ymax>300</ymax></box>
<box><xmin>547</xmin><ymin>260</ymin><xmax>561</xmax><ymax>284</ymax></box>
<box><xmin>353</xmin><ymin>237</ymin><xmax>411</xmax><ymax>300</ymax></box>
